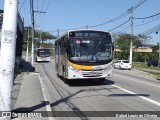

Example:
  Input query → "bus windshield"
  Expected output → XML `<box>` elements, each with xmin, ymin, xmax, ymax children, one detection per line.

<box><xmin>37</xmin><ymin>49</ymin><xmax>50</xmax><ymax>57</ymax></box>
<box><xmin>67</xmin><ymin>38</ymin><xmax>112</xmax><ymax>63</ymax></box>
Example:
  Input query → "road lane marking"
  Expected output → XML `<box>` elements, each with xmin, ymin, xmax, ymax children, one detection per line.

<box><xmin>114</xmin><ymin>74</ymin><xmax>160</xmax><ymax>89</ymax></box>
<box><xmin>111</xmin><ymin>84</ymin><xmax>160</xmax><ymax>107</ymax></box>
<box><xmin>36</xmin><ymin>66</ymin><xmax>55</xmax><ymax>120</ymax></box>
<box><xmin>39</xmin><ymin>77</ymin><xmax>55</xmax><ymax>120</ymax></box>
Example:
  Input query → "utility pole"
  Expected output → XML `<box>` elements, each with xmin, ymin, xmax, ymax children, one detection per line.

<box><xmin>0</xmin><ymin>0</ymin><xmax>19</xmax><ymax>115</ymax></box>
<box><xmin>57</xmin><ymin>29</ymin><xmax>60</xmax><ymax>36</ymax></box>
<box><xmin>31</xmin><ymin>0</ymin><xmax>34</xmax><ymax>65</ymax></box>
<box><xmin>158</xmin><ymin>31</ymin><xmax>160</xmax><ymax>68</ymax></box>
<box><xmin>40</xmin><ymin>30</ymin><xmax>42</xmax><ymax>47</ymax></box>
<box><xmin>159</xmin><ymin>35</ymin><xmax>160</xmax><ymax>68</ymax></box>
<box><xmin>129</xmin><ymin>6</ymin><xmax>133</xmax><ymax>64</ymax></box>
<box><xmin>26</xmin><ymin>27</ymin><xmax>30</xmax><ymax>61</ymax></box>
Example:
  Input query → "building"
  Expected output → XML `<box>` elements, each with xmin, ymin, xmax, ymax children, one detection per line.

<box><xmin>0</xmin><ymin>10</ymin><xmax>24</xmax><ymax>63</ymax></box>
<box><xmin>114</xmin><ymin>44</ymin><xmax>155</xmax><ymax>53</ymax></box>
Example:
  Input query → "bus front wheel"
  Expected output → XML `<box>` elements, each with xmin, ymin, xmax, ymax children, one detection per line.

<box><xmin>98</xmin><ymin>78</ymin><xmax>105</xmax><ymax>83</ymax></box>
<box><xmin>63</xmin><ymin>78</ymin><xmax>70</xmax><ymax>84</ymax></box>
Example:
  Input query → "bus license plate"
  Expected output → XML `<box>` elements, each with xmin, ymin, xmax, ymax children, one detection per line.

<box><xmin>89</xmin><ymin>72</ymin><xmax>97</xmax><ymax>76</ymax></box>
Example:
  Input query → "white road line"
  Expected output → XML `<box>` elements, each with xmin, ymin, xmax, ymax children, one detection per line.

<box><xmin>111</xmin><ymin>84</ymin><xmax>160</xmax><ymax>107</ymax></box>
<box><xmin>114</xmin><ymin>74</ymin><xmax>160</xmax><ymax>89</ymax></box>
<box><xmin>36</xmin><ymin>66</ymin><xmax>55</xmax><ymax>120</ymax></box>
<box><xmin>39</xmin><ymin>76</ymin><xmax>56</xmax><ymax>120</ymax></box>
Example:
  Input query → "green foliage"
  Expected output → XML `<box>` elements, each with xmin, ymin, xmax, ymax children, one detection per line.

<box><xmin>137</xmin><ymin>34</ymin><xmax>151</xmax><ymax>44</ymax></box>
<box><xmin>116</xmin><ymin>33</ymin><xmax>141</xmax><ymax>60</ymax></box>
<box><xmin>152</xmin><ymin>44</ymin><xmax>159</xmax><ymax>52</ymax></box>
<box><xmin>115</xmin><ymin>33</ymin><xmax>154</xmax><ymax>61</ymax></box>
<box><xmin>115</xmin><ymin>51</ymin><xmax>159</xmax><ymax>62</ymax></box>
<box><xmin>23</xmin><ymin>27</ymin><xmax>56</xmax><ymax>51</ymax></box>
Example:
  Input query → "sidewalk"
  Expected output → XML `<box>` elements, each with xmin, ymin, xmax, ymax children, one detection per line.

<box><xmin>12</xmin><ymin>60</ymin><xmax>53</xmax><ymax>120</ymax></box>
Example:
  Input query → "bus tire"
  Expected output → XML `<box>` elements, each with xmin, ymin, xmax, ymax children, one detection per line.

<box><xmin>56</xmin><ymin>73</ymin><xmax>60</xmax><ymax>78</ymax></box>
<box><xmin>113</xmin><ymin>65</ymin><xmax>116</xmax><ymax>69</ymax></box>
<box><xmin>63</xmin><ymin>78</ymin><xmax>69</xmax><ymax>84</ymax></box>
<box><xmin>98</xmin><ymin>78</ymin><xmax>105</xmax><ymax>83</ymax></box>
<box><xmin>62</xmin><ymin>65</ymin><xmax>68</xmax><ymax>83</ymax></box>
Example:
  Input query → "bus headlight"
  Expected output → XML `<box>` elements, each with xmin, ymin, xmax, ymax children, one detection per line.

<box><xmin>69</xmin><ymin>65</ymin><xmax>80</xmax><ymax>72</ymax></box>
<box><xmin>104</xmin><ymin>66</ymin><xmax>112</xmax><ymax>71</ymax></box>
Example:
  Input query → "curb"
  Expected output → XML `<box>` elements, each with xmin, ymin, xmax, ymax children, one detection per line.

<box><xmin>133</xmin><ymin>68</ymin><xmax>159</xmax><ymax>80</ymax></box>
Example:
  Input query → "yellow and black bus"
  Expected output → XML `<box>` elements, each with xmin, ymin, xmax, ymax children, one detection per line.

<box><xmin>55</xmin><ymin>29</ymin><xmax>114</xmax><ymax>83</ymax></box>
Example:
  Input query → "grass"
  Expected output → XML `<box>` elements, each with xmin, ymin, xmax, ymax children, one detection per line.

<box><xmin>132</xmin><ymin>62</ymin><xmax>160</xmax><ymax>80</ymax></box>
<box><xmin>148</xmin><ymin>72</ymin><xmax>160</xmax><ymax>80</ymax></box>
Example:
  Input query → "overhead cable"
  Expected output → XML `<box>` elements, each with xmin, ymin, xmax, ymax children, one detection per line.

<box><xmin>134</xmin><ymin>16</ymin><xmax>160</xmax><ymax>27</ymax></box>
<box><xmin>19</xmin><ymin>0</ymin><xmax>27</xmax><ymax>11</ymax></box>
<box><xmin>141</xmin><ymin>24</ymin><xmax>160</xmax><ymax>35</ymax></box>
<box><xmin>56</xmin><ymin>0</ymin><xmax>147</xmax><ymax>33</ymax></box>
<box><xmin>133</xmin><ymin>0</ymin><xmax>147</xmax><ymax>11</ymax></box>
<box><xmin>38</xmin><ymin>0</ymin><xmax>52</xmax><ymax>27</ymax></box>
<box><xmin>109</xmin><ymin>18</ymin><xmax>130</xmax><ymax>31</ymax></box>
<box><xmin>134</xmin><ymin>12</ymin><xmax>160</xmax><ymax>19</ymax></box>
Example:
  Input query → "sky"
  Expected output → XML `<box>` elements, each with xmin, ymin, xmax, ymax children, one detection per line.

<box><xmin>0</xmin><ymin>0</ymin><xmax>160</xmax><ymax>44</ymax></box>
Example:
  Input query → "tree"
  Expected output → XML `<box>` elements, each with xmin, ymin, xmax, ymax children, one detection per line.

<box><xmin>152</xmin><ymin>43</ymin><xmax>159</xmax><ymax>52</ymax></box>
<box><xmin>115</xmin><ymin>33</ymin><xmax>152</xmax><ymax>61</ymax></box>
<box><xmin>151</xmin><ymin>43</ymin><xmax>159</xmax><ymax>60</ymax></box>
<box><xmin>115</xmin><ymin>33</ymin><xmax>141</xmax><ymax>60</ymax></box>
<box><xmin>34</xmin><ymin>30</ymin><xmax>55</xmax><ymax>46</ymax></box>
<box><xmin>137</xmin><ymin>34</ymin><xmax>151</xmax><ymax>45</ymax></box>
<box><xmin>23</xmin><ymin>27</ymin><xmax>57</xmax><ymax>50</ymax></box>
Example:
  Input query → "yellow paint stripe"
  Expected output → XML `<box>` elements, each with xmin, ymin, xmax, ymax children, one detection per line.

<box><xmin>68</xmin><ymin>61</ymin><xmax>92</xmax><ymax>70</ymax></box>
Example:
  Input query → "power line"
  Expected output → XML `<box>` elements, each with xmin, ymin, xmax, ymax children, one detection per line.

<box><xmin>36</xmin><ymin>0</ymin><xmax>40</xmax><ymax>12</ymax></box>
<box><xmin>39</xmin><ymin>0</ymin><xmax>52</xmax><ymax>27</ymax></box>
<box><xmin>133</xmin><ymin>0</ymin><xmax>147</xmax><ymax>11</ymax></box>
<box><xmin>34</xmin><ymin>0</ymin><xmax>52</xmax><ymax>28</ymax></box>
<box><xmin>89</xmin><ymin>0</ymin><xmax>147</xmax><ymax>28</ymax></box>
<box><xmin>18</xmin><ymin>0</ymin><xmax>27</xmax><ymax>11</ymax></box>
<box><xmin>58</xmin><ymin>0</ymin><xmax>147</xmax><ymax>32</ymax></box>
<box><xmin>113</xmin><ymin>11</ymin><xmax>160</xmax><ymax>34</ymax></box>
<box><xmin>134</xmin><ymin>12</ymin><xmax>160</xmax><ymax>19</ymax></box>
<box><xmin>45</xmin><ymin>0</ymin><xmax>52</xmax><ymax>12</ymax></box>
<box><xmin>134</xmin><ymin>16</ymin><xmax>160</xmax><ymax>27</ymax></box>
<box><xmin>141</xmin><ymin>24</ymin><xmax>160</xmax><ymax>35</ymax></box>
<box><xmin>117</xmin><ymin>25</ymin><xmax>130</xmax><ymax>33</ymax></box>
<box><xmin>46</xmin><ymin>0</ymin><xmax>146</xmax><ymax>34</ymax></box>
<box><xmin>109</xmin><ymin>18</ymin><xmax>130</xmax><ymax>31</ymax></box>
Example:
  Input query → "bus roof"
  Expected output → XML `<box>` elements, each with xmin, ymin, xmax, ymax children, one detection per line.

<box><xmin>68</xmin><ymin>29</ymin><xmax>110</xmax><ymax>33</ymax></box>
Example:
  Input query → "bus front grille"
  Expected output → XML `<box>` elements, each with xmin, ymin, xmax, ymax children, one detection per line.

<box><xmin>82</xmin><ymin>72</ymin><xmax>102</xmax><ymax>77</ymax></box>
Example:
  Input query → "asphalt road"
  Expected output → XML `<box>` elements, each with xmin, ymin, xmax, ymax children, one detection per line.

<box><xmin>35</xmin><ymin>60</ymin><xmax>160</xmax><ymax>120</ymax></box>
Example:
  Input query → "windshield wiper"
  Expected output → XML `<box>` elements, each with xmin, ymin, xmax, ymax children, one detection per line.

<box><xmin>96</xmin><ymin>40</ymin><xmax>103</xmax><ymax>49</ymax></box>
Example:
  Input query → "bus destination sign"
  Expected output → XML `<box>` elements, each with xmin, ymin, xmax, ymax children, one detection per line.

<box><xmin>69</xmin><ymin>31</ymin><xmax>109</xmax><ymax>38</ymax></box>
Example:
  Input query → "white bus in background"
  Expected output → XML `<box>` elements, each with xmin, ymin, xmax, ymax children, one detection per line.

<box><xmin>34</xmin><ymin>48</ymin><xmax>51</xmax><ymax>62</ymax></box>
<box><xmin>55</xmin><ymin>29</ymin><xmax>114</xmax><ymax>83</ymax></box>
